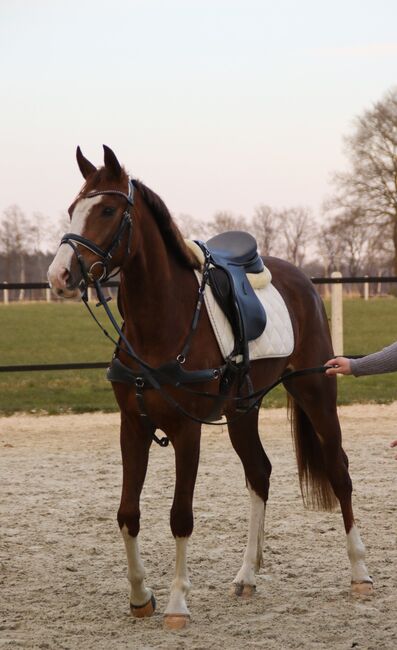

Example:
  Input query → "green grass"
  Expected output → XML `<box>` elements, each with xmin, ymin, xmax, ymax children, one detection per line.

<box><xmin>0</xmin><ymin>302</ymin><xmax>120</xmax><ymax>414</ymax></box>
<box><xmin>265</xmin><ymin>296</ymin><xmax>397</xmax><ymax>408</ymax></box>
<box><xmin>0</xmin><ymin>297</ymin><xmax>396</xmax><ymax>414</ymax></box>
<box><xmin>323</xmin><ymin>297</ymin><xmax>397</xmax><ymax>407</ymax></box>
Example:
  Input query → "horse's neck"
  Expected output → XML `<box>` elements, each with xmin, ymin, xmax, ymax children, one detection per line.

<box><xmin>119</xmin><ymin>222</ymin><xmax>197</xmax><ymax>362</ymax></box>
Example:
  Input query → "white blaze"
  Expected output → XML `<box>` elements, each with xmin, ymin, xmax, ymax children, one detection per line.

<box><xmin>48</xmin><ymin>195</ymin><xmax>102</xmax><ymax>288</ymax></box>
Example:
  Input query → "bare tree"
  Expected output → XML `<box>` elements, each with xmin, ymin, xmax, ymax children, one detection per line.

<box><xmin>319</xmin><ymin>209</ymin><xmax>375</xmax><ymax>276</ymax></box>
<box><xmin>207</xmin><ymin>211</ymin><xmax>248</xmax><ymax>237</ymax></box>
<box><xmin>0</xmin><ymin>205</ymin><xmax>35</xmax><ymax>291</ymax></box>
<box><xmin>44</xmin><ymin>212</ymin><xmax>71</xmax><ymax>254</ymax></box>
<box><xmin>251</xmin><ymin>204</ymin><xmax>281</xmax><ymax>256</ymax></box>
<box><xmin>327</xmin><ymin>87</ymin><xmax>397</xmax><ymax>271</ymax></box>
<box><xmin>317</xmin><ymin>223</ymin><xmax>344</xmax><ymax>276</ymax></box>
<box><xmin>277</xmin><ymin>207</ymin><xmax>316</xmax><ymax>267</ymax></box>
<box><xmin>173</xmin><ymin>214</ymin><xmax>209</xmax><ymax>241</ymax></box>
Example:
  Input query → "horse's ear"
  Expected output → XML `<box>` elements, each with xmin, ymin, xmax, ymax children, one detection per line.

<box><xmin>76</xmin><ymin>146</ymin><xmax>97</xmax><ymax>179</ymax></box>
<box><xmin>103</xmin><ymin>145</ymin><xmax>122</xmax><ymax>178</ymax></box>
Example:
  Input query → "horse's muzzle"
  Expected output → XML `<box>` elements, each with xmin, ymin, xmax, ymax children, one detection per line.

<box><xmin>47</xmin><ymin>262</ymin><xmax>81</xmax><ymax>299</ymax></box>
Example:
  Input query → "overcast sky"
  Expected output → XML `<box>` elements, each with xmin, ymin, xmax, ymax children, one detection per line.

<box><xmin>1</xmin><ymin>0</ymin><xmax>396</xmax><ymax>229</ymax></box>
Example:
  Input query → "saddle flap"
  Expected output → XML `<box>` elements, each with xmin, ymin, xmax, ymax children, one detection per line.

<box><xmin>208</xmin><ymin>267</ymin><xmax>243</xmax><ymax>342</ymax></box>
<box><xmin>208</xmin><ymin>265</ymin><xmax>267</xmax><ymax>343</ymax></box>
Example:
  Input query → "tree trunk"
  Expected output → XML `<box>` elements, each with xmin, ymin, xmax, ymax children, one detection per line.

<box><xmin>393</xmin><ymin>217</ymin><xmax>397</xmax><ymax>276</ymax></box>
<box><xmin>19</xmin><ymin>254</ymin><xmax>25</xmax><ymax>301</ymax></box>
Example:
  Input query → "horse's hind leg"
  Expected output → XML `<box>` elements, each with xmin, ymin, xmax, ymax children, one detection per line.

<box><xmin>227</xmin><ymin>408</ymin><xmax>271</xmax><ymax>597</ymax></box>
<box><xmin>117</xmin><ymin>411</ymin><xmax>156</xmax><ymax>617</ymax></box>
<box><xmin>283</xmin><ymin>374</ymin><xmax>373</xmax><ymax>594</ymax></box>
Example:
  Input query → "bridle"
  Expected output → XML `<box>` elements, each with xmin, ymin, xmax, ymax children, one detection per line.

<box><xmin>57</xmin><ymin>177</ymin><xmax>332</xmax><ymax>446</ymax></box>
<box><xmin>60</xmin><ymin>179</ymin><xmax>135</xmax><ymax>288</ymax></box>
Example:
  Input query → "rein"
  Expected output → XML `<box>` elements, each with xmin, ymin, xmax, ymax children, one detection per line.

<box><xmin>83</xmin><ymin>272</ymin><xmax>330</xmax><ymax>447</ymax></box>
<box><xmin>63</xmin><ymin>181</ymin><xmax>331</xmax><ymax>446</ymax></box>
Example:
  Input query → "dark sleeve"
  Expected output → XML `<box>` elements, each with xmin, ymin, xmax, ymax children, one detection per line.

<box><xmin>350</xmin><ymin>341</ymin><xmax>397</xmax><ymax>376</ymax></box>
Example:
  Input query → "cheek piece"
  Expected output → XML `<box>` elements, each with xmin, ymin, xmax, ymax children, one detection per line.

<box><xmin>60</xmin><ymin>179</ymin><xmax>135</xmax><ymax>293</ymax></box>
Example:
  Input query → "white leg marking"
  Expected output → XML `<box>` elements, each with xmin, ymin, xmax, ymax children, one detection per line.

<box><xmin>121</xmin><ymin>525</ymin><xmax>152</xmax><ymax>606</ymax></box>
<box><xmin>347</xmin><ymin>524</ymin><xmax>372</xmax><ymax>584</ymax></box>
<box><xmin>233</xmin><ymin>483</ymin><xmax>265</xmax><ymax>586</ymax></box>
<box><xmin>48</xmin><ymin>195</ymin><xmax>102</xmax><ymax>287</ymax></box>
<box><xmin>164</xmin><ymin>537</ymin><xmax>191</xmax><ymax>616</ymax></box>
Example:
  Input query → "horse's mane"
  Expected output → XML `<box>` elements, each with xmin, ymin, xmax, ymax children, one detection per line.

<box><xmin>134</xmin><ymin>179</ymin><xmax>200</xmax><ymax>270</ymax></box>
<box><xmin>82</xmin><ymin>166</ymin><xmax>200</xmax><ymax>270</ymax></box>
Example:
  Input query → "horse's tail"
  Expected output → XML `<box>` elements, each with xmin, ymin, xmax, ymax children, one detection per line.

<box><xmin>287</xmin><ymin>395</ymin><xmax>338</xmax><ymax>511</ymax></box>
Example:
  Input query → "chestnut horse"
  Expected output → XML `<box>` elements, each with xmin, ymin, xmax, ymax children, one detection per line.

<box><xmin>48</xmin><ymin>146</ymin><xmax>372</xmax><ymax>629</ymax></box>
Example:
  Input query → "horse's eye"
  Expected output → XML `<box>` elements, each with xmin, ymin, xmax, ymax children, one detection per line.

<box><xmin>103</xmin><ymin>206</ymin><xmax>115</xmax><ymax>217</ymax></box>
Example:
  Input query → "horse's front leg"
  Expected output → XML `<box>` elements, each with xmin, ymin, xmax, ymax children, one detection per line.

<box><xmin>163</xmin><ymin>422</ymin><xmax>201</xmax><ymax>630</ymax></box>
<box><xmin>117</xmin><ymin>411</ymin><xmax>155</xmax><ymax>618</ymax></box>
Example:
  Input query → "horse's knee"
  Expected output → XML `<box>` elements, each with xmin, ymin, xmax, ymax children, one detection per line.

<box><xmin>170</xmin><ymin>504</ymin><xmax>193</xmax><ymax>538</ymax></box>
<box><xmin>118</xmin><ymin>509</ymin><xmax>140</xmax><ymax>537</ymax></box>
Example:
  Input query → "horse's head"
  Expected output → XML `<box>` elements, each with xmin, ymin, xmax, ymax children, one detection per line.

<box><xmin>48</xmin><ymin>146</ymin><xmax>134</xmax><ymax>298</ymax></box>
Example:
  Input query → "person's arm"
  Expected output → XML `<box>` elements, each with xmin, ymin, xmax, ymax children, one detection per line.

<box><xmin>350</xmin><ymin>341</ymin><xmax>397</xmax><ymax>376</ymax></box>
<box><xmin>326</xmin><ymin>341</ymin><xmax>397</xmax><ymax>377</ymax></box>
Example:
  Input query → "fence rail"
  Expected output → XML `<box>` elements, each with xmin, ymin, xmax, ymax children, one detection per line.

<box><xmin>311</xmin><ymin>276</ymin><xmax>397</xmax><ymax>284</ymax></box>
<box><xmin>1</xmin><ymin>276</ymin><xmax>396</xmax><ymax>373</ymax></box>
<box><xmin>1</xmin><ymin>277</ymin><xmax>397</xmax><ymax>291</ymax></box>
<box><xmin>0</xmin><ymin>362</ymin><xmax>109</xmax><ymax>373</ymax></box>
<box><xmin>0</xmin><ymin>281</ymin><xmax>119</xmax><ymax>290</ymax></box>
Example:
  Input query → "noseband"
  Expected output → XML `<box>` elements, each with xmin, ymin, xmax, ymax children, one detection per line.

<box><xmin>60</xmin><ymin>179</ymin><xmax>135</xmax><ymax>286</ymax></box>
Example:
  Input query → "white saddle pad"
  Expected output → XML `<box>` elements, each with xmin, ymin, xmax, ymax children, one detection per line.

<box><xmin>195</xmin><ymin>271</ymin><xmax>294</xmax><ymax>361</ymax></box>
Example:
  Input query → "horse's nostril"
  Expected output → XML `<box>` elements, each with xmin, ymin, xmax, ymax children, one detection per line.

<box><xmin>59</xmin><ymin>267</ymin><xmax>70</xmax><ymax>286</ymax></box>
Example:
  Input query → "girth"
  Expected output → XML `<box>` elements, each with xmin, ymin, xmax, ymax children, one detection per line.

<box><xmin>107</xmin><ymin>356</ymin><xmax>246</xmax><ymax>423</ymax></box>
<box><xmin>107</xmin><ymin>356</ymin><xmax>222</xmax><ymax>387</ymax></box>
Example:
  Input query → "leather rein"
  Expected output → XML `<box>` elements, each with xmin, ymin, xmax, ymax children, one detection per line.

<box><xmin>59</xmin><ymin>179</ymin><xmax>330</xmax><ymax>446</ymax></box>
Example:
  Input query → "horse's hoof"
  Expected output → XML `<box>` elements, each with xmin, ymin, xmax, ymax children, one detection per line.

<box><xmin>232</xmin><ymin>582</ymin><xmax>256</xmax><ymax>598</ymax></box>
<box><xmin>130</xmin><ymin>594</ymin><xmax>156</xmax><ymax>618</ymax></box>
<box><xmin>163</xmin><ymin>614</ymin><xmax>190</xmax><ymax>630</ymax></box>
<box><xmin>351</xmin><ymin>580</ymin><xmax>374</xmax><ymax>595</ymax></box>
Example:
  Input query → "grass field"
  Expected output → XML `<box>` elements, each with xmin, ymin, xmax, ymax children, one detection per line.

<box><xmin>0</xmin><ymin>296</ymin><xmax>396</xmax><ymax>414</ymax></box>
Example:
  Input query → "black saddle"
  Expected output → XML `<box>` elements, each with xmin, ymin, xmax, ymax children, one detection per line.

<box><xmin>206</xmin><ymin>231</ymin><xmax>264</xmax><ymax>272</ymax></box>
<box><xmin>197</xmin><ymin>231</ymin><xmax>267</xmax><ymax>368</ymax></box>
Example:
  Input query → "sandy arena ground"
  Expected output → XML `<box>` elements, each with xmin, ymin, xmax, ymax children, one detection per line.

<box><xmin>0</xmin><ymin>404</ymin><xmax>396</xmax><ymax>650</ymax></box>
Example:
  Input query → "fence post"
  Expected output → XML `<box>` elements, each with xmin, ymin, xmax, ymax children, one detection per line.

<box><xmin>87</xmin><ymin>287</ymin><xmax>94</xmax><ymax>302</ymax></box>
<box><xmin>364</xmin><ymin>275</ymin><xmax>369</xmax><ymax>301</ymax></box>
<box><xmin>3</xmin><ymin>281</ymin><xmax>9</xmax><ymax>305</ymax></box>
<box><xmin>331</xmin><ymin>271</ymin><xmax>343</xmax><ymax>356</ymax></box>
<box><xmin>46</xmin><ymin>287</ymin><xmax>52</xmax><ymax>303</ymax></box>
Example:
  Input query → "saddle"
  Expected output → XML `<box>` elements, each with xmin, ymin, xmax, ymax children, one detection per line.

<box><xmin>197</xmin><ymin>231</ymin><xmax>267</xmax><ymax>369</ymax></box>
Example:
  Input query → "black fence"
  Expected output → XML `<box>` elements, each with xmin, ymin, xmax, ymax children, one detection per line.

<box><xmin>1</xmin><ymin>277</ymin><xmax>396</xmax><ymax>373</ymax></box>
<box><xmin>0</xmin><ymin>280</ymin><xmax>119</xmax><ymax>303</ymax></box>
